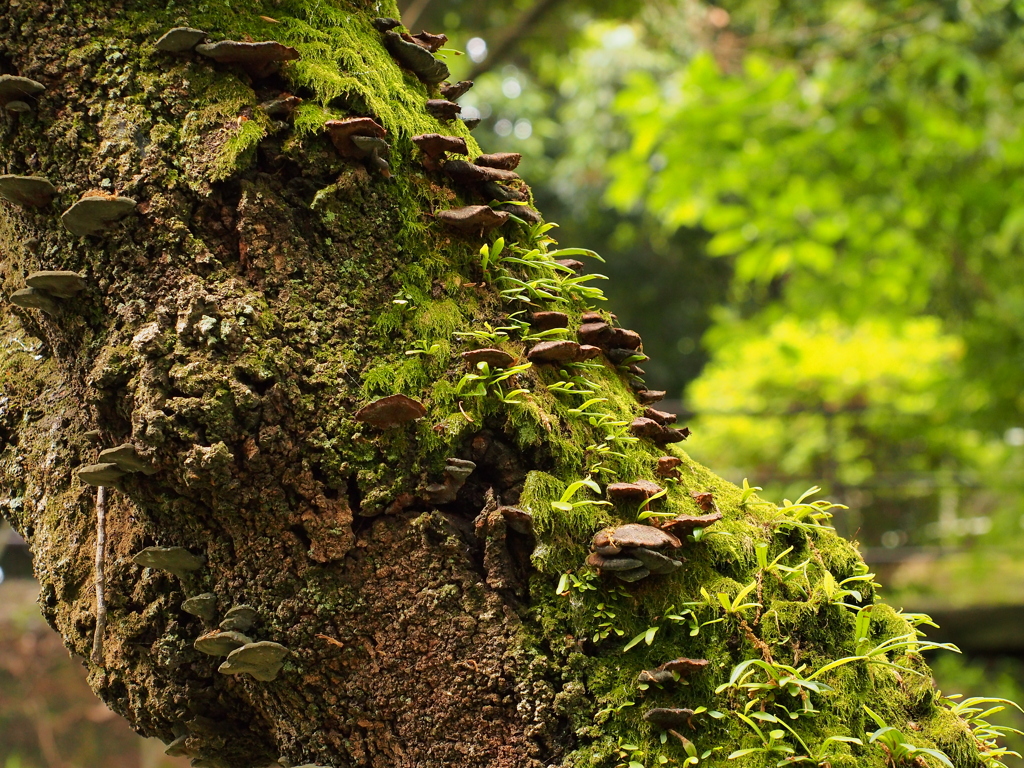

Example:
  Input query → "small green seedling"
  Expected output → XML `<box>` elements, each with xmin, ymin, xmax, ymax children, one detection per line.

<box><xmin>739</xmin><ymin>478</ymin><xmax>766</xmax><ymax>509</ymax></box>
<box><xmin>623</xmin><ymin>624</ymin><xmax>659</xmax><ymax>652</ymax></box>
<box><xmin>863</xmin><ymin>705</ymin><xmax>954</xmax><ymax>767</ymax></box>
<box><xmin>405</xmin><ymin>339</ymin><xmax>441</xmax><ymax>356</ymax></box>
<box><xmin>551</xmin><ymin>476</ymin><xmax>612</xmax><ymax>513</ymax></box>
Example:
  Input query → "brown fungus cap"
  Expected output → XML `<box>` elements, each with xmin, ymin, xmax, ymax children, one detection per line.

<box><xmin>194</xmin><ymin>40</ymin><xmax>300</xmax><ymax>79</ymax></box>
<box><xmin>527</xmin><ymin>340</ymin><xmax>581</xmax><ymax>364</ymax></box>
<box><xmin>577</xmin><ymin>344</ymin><xmax>602</xmax><ymax>360</ymax></box>
<box><xmin>155</xmin><ymin>27</ymin><xmax>207</xmax><ymax>52</ymax></box>
<box><xmin>475</xmin><ymin>152</ymin><xmax>522</xmax><ymax>171</ymax></box>
<box><xmin>61</xmin><ymin>192</ymin><xmax>137</xmax><ymax>237</ymax></box>
<box><xmin>644</xmin><ymin>708</ymin><xmax>697</xmax><ymax>730</ymax></box>
<box><xmin>407</xmin><ymin>31</ymin><xmax>448</xmax><ymax>53</ymax></box>
<box><xmin>592</xmin><ymin>523</ymin><xmax>681</xmax><ymax>551</ymax></box>
<box><xmin>0</xmin><ymin>175</ymin><xmax>56</xmax><ymax>207</ymax></box>
<box><xmin>435</xmin><ymin>205</ymin><xmax>509</xmax><ymax>233</ymax></box>
<box><xmin>425</xmin><ymin>99</ymin><xmax>461</xmax><ymax>121</ymax></box>
<box><xmin>659</xmin><ymin>511</ymin><xmax>724</xmax><ymax>538</ymax></box>
<box><xmin>442</xmin><ymin>159</ymin><xmax>520</xmax><ymax>185</ymax></box>
<box><xmin>555</xmin><ymin>258</ymin><xmax>585</xmax><ymax>273</ymax></box>
<box><xmin>529</xmin><ymin>311</ymin><xmax>569</xmax><ymax>330</ymax></box>
<box><xmin>25</xmin><ymin>271</ymin><xmax>86</xmax><ymax>298</ymax></box>
<box><xmin>656</xmin><ymin>456</ymin><xmax>683</xmax><ymax>478</ymax></box>
<box><xmin>354</xmin><ymin>394</ymin><xmax>427</xmax><ymax>427</ymax></box>
<box><xmin>383</xmin><ymin>30</ymin><xmax>449</xmax><ymax>84</ymax></box>
<box><xmin>644</xmin><ymin>407</ymin><xmax>678</xmax><ymax>425</ymax></box>
<box><xmin>97</xmin><ymin>443</ymin><xmax>155</xmax><ymax>474</ymax></box>
<box><xmin>412</xmin><ymin>133</ymin><xmax>468</xmax><ymax>157</ymax></box>
<box><xmin>606</xmin><ymin>480</ymin><xmax>664</xmax><ymax>502</ymax></box>
<box><xmin>440</xmin><ymin>80</ymin><xmax>474</xmax><ymax>101</ymax></box>
<box><xmin>637</xmin><ymin>389</ymin><xmax>667</xmax><ymax>405</ymax></box>
<box><xmin>461</xmin><ymin>116</ymin><xmax>482</xmax><ymax>131</ymax></box>
<box><xmin>133</xmin><ymin>546</ymin><xmax>204</xmax><ymax>578</ymax></box>
<box><xmin>660</xmin><ymin>658</ymin><xmax>710</xmax><ymax>677</ymax></box>
<box><xmin>372</xmin><ymin>17</ymin><xmax>402</xmax><ymax>32</ymax></box>
<box><xmin>462</xmin><ymin>348</ymin><xmax>515</xmax><ymax>368</ymax></box>
<box><xmin>218</xmin><ymin>641</ymin><xmax>289</xmax><ymax>682</ymax></box>
<box><xmin>10</xmin><ymin>287</ymin><xmax>57</xmax><ymax>315</ymax></box>
<box><xmin>499</xmin><ymin>506</ymin><xmax>533</xmax><ymax>535</ymax></box>
<box><xmin>585</xmin><ymin>552</ymin><xmax>645</xmax><ymax>572</ymax></box>
<box><xmin>631</xmin><ymin>418</ymin><xmax>688</xmax><ymax>445</ymax></box>
<box><xmin>0</xmin><ymin>75</ymin><xmax>44</xmax><ymax>109</ymax></box>
<box><xmin>324</xmin><ymin>117</ymin><xmax>386</xmax><ymax>158</ymax></box>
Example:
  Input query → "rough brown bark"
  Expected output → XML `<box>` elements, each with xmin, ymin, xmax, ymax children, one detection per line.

<box><xmin>0</xmin><ymin>2</ymin><xmax>999</xmax><ymax>768</ymax></box>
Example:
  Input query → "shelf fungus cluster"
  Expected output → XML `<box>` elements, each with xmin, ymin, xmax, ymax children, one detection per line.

<box><xmin>155</xmin><ymin>26</ymin><xmax>300</xmax><ymax>79</ymax></box>
<box><xmin>324</xmin><ymin>117</ymin><xmax>391</xmax><ymax>178</ymax></box>
<box><xmin>638</xmin><ymin>657</ymin><xmax>709</xmax><ymax>686</ymax></box>
<box><xmin>0</xmin><ymin>74</ymin><xmax>45</xmax><ymax>113</ymax></box>
<box><xmin>78</xmin><ymin>443</ymin><xmax>155</xmax><ymax>487</ymax></box>
<box><xmin>423</xmin><ymin>458</ymin><xmax>476</xmax><ymax>505</ymax></box>
<box><xmin>191</xmin><ymin>601</ymin><xmax>290</xmax><ymax>683</ymax></box>
<box><xmin>375</xmin><ymin>18</ymin><xmax>450</xmax><ymax>85</ymax></box>
<box><xmin>587</xmin><ymin>524</ymin><xmax>683</xmax><ymax>583</ymax></box>
<box><xmin>10</xmin><ymin>269</ymin><xmax>86</xmax><ymax>315</ymax></box>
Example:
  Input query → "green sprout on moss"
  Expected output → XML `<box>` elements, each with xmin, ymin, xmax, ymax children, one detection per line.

<box><xmin>551</xmin><ymin>476</ymin><xmax>612</xmax><ymax>513</ymax></box>
<box><xmin>555</xmin><ymin>568</ymin><xmax>600</xmax><ymax>596</ymax></box>
<box><xmin>728</xmin><ymin>708</ymin><xmax>861</xmax><ymax>766</ymax></box>
<box><xmin>405</xmin><ymin>339</ymin><xmax>442</xmax><ymax>356</ymax></box>
<box><xmin>456</xmin><ymin>360</ymin><xmax>532</xmax><ymax>403</ymax></box>
<box><xmin>769</xmin><ymin>486</ymin><xmax>847</xmax><ymax>534</ymax></box>
<box><xmin>739</xmin><ymin>478</ymin><xmax>766</xmax><ymax>509</ymax></box>
<box><xmin>756</xmin><ymin>544</ymin><xmax>811</xmax><ymax>595</ymax></box>
<box><xmin>453</xmin><ymin>322</ymin><xmax>514</xmax><ymax>344</ymax></box>
<box><xmin>591</xmin><ymin>603</ymin><xmax>627</xmax><ymax>643</ymax></box>
<box><xmin>940</xmin><ymin>694</ymin><xmax>1023</xmax><ymax>768</ymax></box>
<box><xmin>716</xmin><ymin>659</ymin><xmax>833</xmax><ymax>718</ymax></box>
<box><xmin>705</xmin><ymin>580</ymin><xmax>761</xmax><ymax>619</ymax></box>
<box><xmin>636</xmin><ymin>488</ymin><xmax>671</xmax><ymax>521</ymax></box>
<box><xmin>863</xmin><ymin>705</ymin><xmax>954</xmax><ymax>768</ymax></box>
<box><xmin>674</xmin><ymin>733</ymin><xmax>719</xmax><ymax>766</ymax></box>
<box><xmin>622</xmin><ymin>624</ymin><xmax>659</xmax><ymax>652</ymax></box>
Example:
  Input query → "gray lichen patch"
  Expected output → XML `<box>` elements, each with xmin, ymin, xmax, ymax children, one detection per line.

<box><xmin>9</xmin><ymin>287</ymin><xmax>57</xmax><ymax>315</ymax></box>
<box><xmin>25</xmin><ymin>271</ymin><xmax>87</xmax><ymax>298</ymax></box>
<box><xmin>218</xmin><ymin>641</ymin><xmax>288</xmax><ymax>682</ymax></box>
<box><xmin>61</xmin><ymin>193</ymin><xmax>137</xmax><ymax>236</ymax></box>
<box><xmin>182</xmin><ymin>593</ymin><xmax>218</xmax><ymax>623</ymax></box>
<box><xmin>133</xmin><ymin>546</ymin><xmax>204</xmax><ymax>578</ymax></box>
<box><xmin>194</xmin><ymin>630</ymin><xmax>252</xmax><ymax>656</ymax></box>
<box><xmin>97</xmin><ymin>443</ymin><xmax>155</xmax><ymax>474</ymax></box>
<box><xmin>76</xmin><ymin>462</ymin><xmax>126</xmax><ymax>486</ymax></box>
<box><xmin>0</xmin><ymin>175</ymin><xmax>56</xmax><ymax>207</ymax></box>
<box><xmin>155</xmin><ymin>27</ymin><xmax>207</xmax><ymax>53</ymax></box>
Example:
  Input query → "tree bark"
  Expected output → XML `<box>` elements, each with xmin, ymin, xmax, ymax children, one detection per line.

<box><xmin>0</xmin><ymin>2</ymin><xmax>990</xmax><ymax>768</ymax></box>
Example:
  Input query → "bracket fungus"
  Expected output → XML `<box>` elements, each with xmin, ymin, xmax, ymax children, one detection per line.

<box><xmin>219</xmin><ymin>605</ymin><xmax>258</xmax><ymax>632</ymax></box>
<box><xmin>77</xmin><ymin>462</ymin><xmax>126</xmax><ymax>486</ymax></box>
<box><xmin>643</xmin><ymin>407</ymin><xmax>677</xmax><ymax>425</ymax></box>
<box><xmin>407</xmin><ymin>31</ymin><xmax>448</xmax><ymax>53</ymax></box>
<box><xmin>98</xmin><ymin>443</ymin><xmax>156</xmax><ymax>474</ymax></box>
<box><xmin>195</xmin><ymin>629</ymin><xmax>252</xmax><ymax>657</ymax></box>
<box><xmin>460</xmin><ymin>116</ymin><xmax>482</xmax><ymax>131</ymax></box>
<box><xmin>0</xmin><ymin>175</ymin><xmax>56</xmax><ymax>207</ymax></box>
<box><xmin>442</xmin><ymin>159</ymin><xmax>520</xmax><ymax>186</ymax></box>
<box><xmin>411</xmin><ymin>133</ymin><xmax>467</xmax><ymax>171</ymax></box>
<box><xmin>655</xmin><ymin>456</ymin><xmax>683</xmax><ymax>479</ymax></box>
<box><xmin>350</xmin><ymin>135</ymin><xmax>392</xmax><ymax>177</ymax></box>
<box><xmin>475</xmin><ymin>153</ymin><xmax>522</xmax><ymax>171</ymax></box>
<box><xmin>0</xmin><ymin>75</ymin><xmax>45</xmax><ymax>112</ymax></box>
<box><xmin>25</xmin><ymin>271</ymin><xmax>87</xmax><ymax>298</ymax></box>
<box><xmin>372</xmin><ymin>17</ymin><xmax>402</xmax><ymax>32</ymax></box>
<box><xmin>61</xmin><ymin>192</ymin><xmax>137</xmax><ymax>237</ymax></box>
<box><xmin>182</xmin><ymin>593</ymin><xmax>218</xmax><ymax>623</ymax></box>
<box><xmin>218</xmin><ymin>641</ymin><xmax>289</xmax><ymax>682</ymax></box>
<box><xmin>643</xmin><ymin>708</ymin><xmax>697</xmax><ymax>730</ymax></box>
<box><xmin>324</xmin><ymin>117</ymin><xmax>386</xmax><ymax>158</ymax></box>
<box><xmin>658</xmin><ymin>511</ymin><xmax>723</xmax><ymax>539</ymax></box>
<box><xmin>461</xmin><ymin>348</ymin><xmax>515</xmax><ymax>368</ymax></box>
<box><xmin>529</xmin><ymin>311</ymin><xmax>568</xmax><ymax>331</ymax></box>
<box><xmin>630</xmin><ymin>417</ymin><xmax>689</xmax><ymax>445</ymax></box>
<box><xmin>588</xmin><ymin>523</ymin><xmax>682</xmax><ymax>582</ymax></box>
<box><xmin>636</xmin><ymin>389</ymin><xmax>667</xmax><ymax>405</ymax></box>
<box><xmin>155</xmin><ymin>27</ymin><xmax>207</xmax><ymax>52</ymax></box>
<box><xmin>578</xmin><ymin>321</ymin><xmax>642</xmax><ymax>351</ymax></box>
<box><xmin>382</xmin><ymin>30</ymin><xmax>449</xmax><ymax>84</ymax></box>
<box><xmin>606</xmin><ymin>480</ymin><xmax>664</xmax><ymax>503</ymax></box>
<box><xmin>577</xmin><ymin>344</ymin><xmax>602</xmax><ymax>361</ymax></box>
<box><xmin>440</xmin><ymin>80</ymin><xmax>474</xmax><ymax>101</ymax></box>
<box><xmin>499</xmin><ymin>506</ymin><xmax>534</xmax><ymax>535</ymax></box>
<box><xmin>10</xmin><ymin>287</ymin><xmax>57</xmax><ymax>315</ymax></box>
<box><xmin>424</xmin><ymin>458</ymin><xmax>476</xmax><ymax>505</ymax></box>
<box><xmin>425</xmin><ymin>99</ymin><xmax>461</xmax><ymax>121</ymax></box>
<box><xmin>555</xmin><ymin>258</ymin><xmax>585</xmax><ymax>274</ymax></box>
<box><xmin>260</xmin><ymin>93</ymin><xmax>302</xmax><ymax>117</ymax></box>
<box><xmin>354</xmin><ymin>394</ymin><xmax>426</xmax><ymax>428</ymax></box>
<box><xmin>133</xmin><ymin>546</ymin><xmax>204</xmax><ymax>578</ymax></box>
<box><xmin>435</xmin><ymin>205</ymin><xmax>509</xmax><ymax>234</ymax></box>
<box><xmin>194</xmin><ymin>40</ymin><xmax>300</xmax><ymax>79</ymax></box>
<box><xmin>526</xmin><ymin>340</ymin><xmax>582</xmax><ymax>364</ymax></box>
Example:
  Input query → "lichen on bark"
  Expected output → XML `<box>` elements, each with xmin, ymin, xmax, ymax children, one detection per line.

<box><xmin>0</xmin><ymin>1</ymin><xmax>1001</xmax><ymax>767</ymax></box>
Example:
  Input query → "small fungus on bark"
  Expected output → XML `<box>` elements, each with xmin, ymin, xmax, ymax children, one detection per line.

<box><xmin>643</xmin><ymin>407</ymin><xmax>677</xmax><ymax>425</ymax></box>
<box><xmin>442</xmin><ymin>159</ymin><xmax>520</xmax><ymax>185</ymax></box>
<box><xmin>630</xmin><ymin>547</ymin><xmax>682</xmax><ymax>575</ymax></box>
<box><xmin>440</xmin><ymin>80</ymin><xmax>474</xmax><ymax>101</ymax></box>
<box><xmin>194</xmin><ymin>40</ymin><xmax>300</xmax><ymax>79</ymax></box>
<box><xmin>97</xmin><ymin>443</ymin><xmax>156</xmax><ymax>474</ymax></box>
<box><xmin>658</xmin><ymin>511</ymin><xmax>724</xmax><ymax>538</ymax></box>
<box><xmin>10</xmin><ymin>287</ymin><xmax>57</xmax><ymax>315</ymax></box>
<box><xmin>350</xmin><ymin>135</ymin><xmax>392</xmax><ymax>177</ymax></box>
<box><xmin>434</xmin><ymin>205</ymin><xmax>509</xmax><ymax>234</ymax></box>
<box><xmin>61</xmin><ymin>192</ymin><xmax>137</xmax><ymax>237</ymax></box>
<box><xmin>460</xmin><ymin>116</ymin><xmax>482</xmax><ymax>131</ymax></box>
<box><xmin>77</xmin><ymin>462</ymin><xmax>126</xmax><ymax>486</ymax></box>
<box><xmin>606</xmin><ymin>480</ymin><xmax>663</xmax><ymax>502</ymax></box>
<box><xmin>636</xmin><ymin>389</ymin><xmax>667</xmax><ymax>405</ymax></box>
<box><xmin>630</xmin><ymin>417</ymin><xmax>689</xmax><ymax>445</ymax></box>
<box><xmin>407</xmin><ymin>31</ymin><xmax>448</xmax><ymax>53</ymax></box>
<box><xmin>529</xmin><ymin>311</ymin><xmax>569</xmax><ymax>331</ymax></box>
<box><xmin>0</xmin><ymin>175</ymin><xmax>56</xmax><ymax>207</ymax></box>
<box><xmin>593</xmin><ymin>523</ymin><xmax>681</xmax><ymax>551</ymax></box>
<box><xmin>461</xmin><ymin>348</ymin><xmax>515</xmax><ymax>368</ymax></box>
<box><xmin>499</xmin><ymin>506</ymin><xmax>533</xmax><ymax>535</ymax></box>
<box><xmin>0</xmin><ymin>75</ymin><xmax>45</xmax><ymax>112</ymax></box>
<box><xmin>411</xmin><ymin>133</ymin><xmax>467</xmax><ymax>171</ymax></box>
<box><xmin>423</xmin><ymin>458</ymin><xmax>476</xmax><ymax>505</ymax></box>
<box><xmin>133</xmin><ymin>546</ymin><xmax>204</xmax><ymax>578</ymax></box>
<box><xmin>259</xmin><ymin>93</ymin><xmax>302</xmax><ymax>117</ymax></box>
<box><xmin>182</xmin><ymin>593</ymin><xmax>218</xmax><ymax>622</ymax></box>
<box><xmin>155</xmin><ymin>27</ymin><xmax>207</xmax><ymax>52</ymax></box>
<box><xmin>527</xmin><ymin>340</ymin><xmax>581</xmax><ymax>364</ymax></box>
<box><xmin>425</xmin><ymin>99</ymin><xmax>461</xmax><ymax>121</ymax></box>
<box><xmin>194</xmin><ymin>630</ymin><xmax>252</xmax><ymax>657</ymax></box>
<box><xmin>655</xmin><ymin>456</ymin><xmax>683</xmax><ymax>479</ymax></box>
<box><xmin>219</xmin><ymin>605</ymin><xmax>258</xmax><ymax>632</ymax></box>
<box><xmin>475</xmin><ymin>153</ymin><xmax>522</xmax><ymax>171</ymax></box>
<box><xmin>382</xmin><ymin>30</ymin><xmax>449</xmax><ymax>84</ymax></box>
<box><xmin>354</xmin><ymin>394</ymin><xmax>427</xmax><ymax>427</ymax></box>
<box><xmin>371</xmin><ymin>17</ymin><xmax>402</xmax><ymax>32</ymax></box>
<box><xmin>25</xmin><ymin>271</ymin><xmax>87</xmax><ymax>298</ymax></box>
<box><xmin>218</xmin><ymin>641</ymin><xmax>289</xmax><ymax>682</ymax></box>
<box><xmin>643</xmin><ymin>708</ymin><xmax>697</xmax><ymax>730</ymax></box>
<box><xmin>577</xmin><ymin>345</ymin><xmax>602</xmax><ymax>360</ymax></box>
<box><xmin>324</xmin><ymin>117</ymin><xmax>386</xmax><ymax>158</ymax></box>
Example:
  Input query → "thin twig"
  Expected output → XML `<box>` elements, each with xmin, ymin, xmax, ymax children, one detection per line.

<box><xmin>91</xmin><ymin>486</ymin><xmax>107</xmax><ymax>666</ymax></box>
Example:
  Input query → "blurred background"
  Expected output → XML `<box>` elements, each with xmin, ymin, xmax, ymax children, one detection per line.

<box><xmin>3</xmin><ymin>0</ymin><xmax>1024</xmax><ymax>764</ymax></box>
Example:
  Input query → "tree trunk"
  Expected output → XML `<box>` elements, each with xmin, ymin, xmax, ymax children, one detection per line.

<box><xmin>0</xmin><ymin>1</ymin><xmax>989</xmax><ymax>767</ymax></box>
